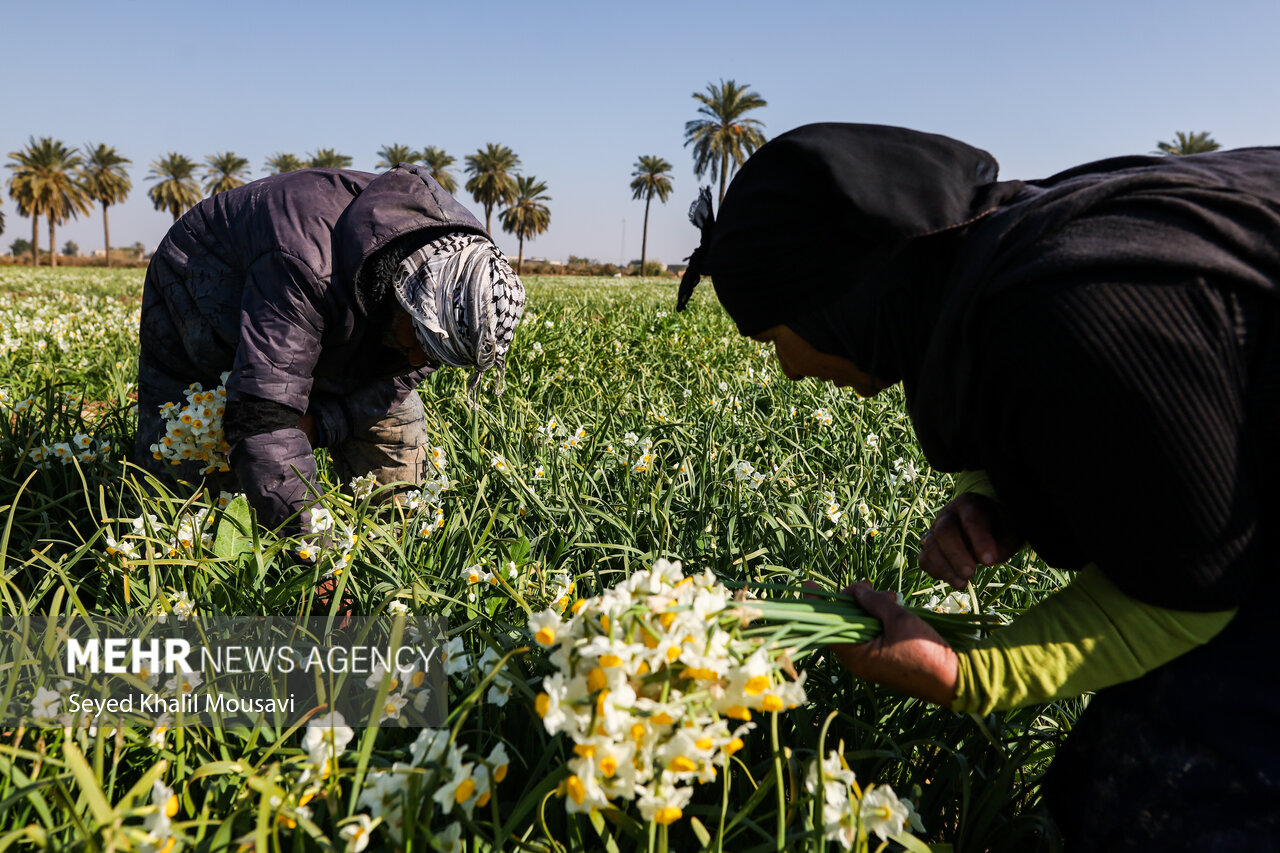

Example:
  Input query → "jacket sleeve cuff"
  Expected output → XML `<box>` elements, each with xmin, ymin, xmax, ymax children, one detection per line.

<box><xmin>309</xmin><ymin>396</ymin><xmax>352</xmax><ymax>448</ymax></box>
<box><xmin>953</xmin><ymin>469</ymin><xmax>999</xmax><ymax>500</ymax></box>
<box><xmin>949</xmin><ymin>563</ymin><xmax>1236</xmax><ymax>715</ymax></box>
<box><xmin>228</xmin><ymin>428</ymin><xmax>319</xmax><ymax>535</ymax></box>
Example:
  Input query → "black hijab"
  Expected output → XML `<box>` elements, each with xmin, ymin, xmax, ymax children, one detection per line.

<box><xmin>680</xmin><ymin>123</ymin><xmax>1280</xmax><ymax>473</ymax></box>
<box><xmin>676</xmin><ymin>121</ymin><xmax>1023</xmax><ymax>422</ymax></box>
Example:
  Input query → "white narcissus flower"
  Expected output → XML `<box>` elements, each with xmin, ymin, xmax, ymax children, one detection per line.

<box><xmin>30</xmin><ymin>686</ymin><xmax>60</xmax><ymax>720</ymax></box>
<box><xmin>350</xmin><ymin>473</ymin><xmax>377</xmax><ymax>500</ymax></box>
<box><xmin>139</xmin><ymin>780</ymin><xmax>179</xmax><ymax>853</ymax></box>
<box><xmin>409</xmin><ymin>728</ymin><xmax>451</xmax><ymax>767</ymax></box>
<box><xmin>529</xmin><ymin>608</ymin><xmax>562</xmax><ymax>647</ymax></box>
<box><xmin>379</xmin><ymin>692</ymin><xmax>409</xmax><ymax>722</ymax></box>
<box><xmin>486</xmin><ymin>742</ymin><xmax>511</xmax><ymax>784</ymax></box>
<box><xmin>164</xmin><ymin>670</ymin><xmax>202</xmax><ymax>695</ymax></box>
<box><xmin>636</xmin><ymin>778</ymin><xmax>693</xmax><ymax>826</ymax></box>
<box><xmin>434</xmin><ymin>822</ymin><xmax>463</xmax><ymax>853</ymax></box>
<box><xmin>442</xmin><ymin>637</ymin><xmax>470</xmax><ymax>676</ymax></box>
<box><xmin>356</xmin><ymin>768</ymin><xmax>408</xmax><ymax>819</ymax></box>
<box><xmin>303</xmin><ymin>711</ymin><xmax>354</xmax><ymax>777</ymax></box>
<box><xmin>860</xmin><ymin>783</ymin><xmax>910</xmax><ymax>841</ymax></box>
<box><xmin>309</xmin><ymin>507</ymin><xmax>334</xmax><ymax>534</ymax></box>
<box><xmin>927</xmin><ymin>591</ymin><xmax>972</xmax><ymax>614</ymax></box>
<box><xmin>340</xmin><ymin>813</ymin><xmax>376</xmax><ymax>852</ymax></box>
<box><xmin>432</xmin><ymin>759</ymin><xmax>478</xmax><ymax>816</ymax></box>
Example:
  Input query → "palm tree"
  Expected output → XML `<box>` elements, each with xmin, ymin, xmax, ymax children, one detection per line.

<box><xmin>1155</xmin><ymin>131</ymin><xmax>1221</xmax><ymax>155</ymax></box>
<box><xmin>629</xmin><ymin>155</ymin><xmax>674</xmax><ymax>277</ymax></box>
<box><xmin>498</xmin><ymin>175</ymin><xmax>551</xmax><ymax>274</ymax></box>
<box><xmin>420</xmin><ymin>146</ymin><xmax>458</xmax><ymax>194</ymax></box>
<box><xmin>203</xmin><ymin>151</ymin><xmax>251</xmax><ymax>196</ymax></box>
<box><xmin>465</xmin><ymin>143</ymin><xmax>521</xmax><ymax>234</ymax></box>
<box><xmin>147</xmin><ymin>153</ymin><xmax>202</xmax><ymax>222</ymax></box>
<box><xmin>6</xmin><ymin>137</ymin><xmax>91</xmax><ymax>268</ymax></box>
<box><xmin>684</xmin><ymin>79</ymin><xmax>768</xmax><ymax>205</ymax></box>
<box><xmin>376</xmin><ymin>144</ymin><xmax>418</xmax><ymax>171</ymax></box>
<box><xmin>78</xmin><ymin>144</ymin><xmax>132</xmax><ymax>267</ymax></box>
<box><xmin>307</xmin><ymin>149</ymin><xmax>353</xmax><ymax>169</ymax></box>
<box><xmin>264</xmin><ymin>152</ymin><xmax>306</xmax><ymax>174</ymax></box>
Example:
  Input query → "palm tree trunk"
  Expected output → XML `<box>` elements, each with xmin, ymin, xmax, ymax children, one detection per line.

<box><xmin>49</xmin><ymin>219</ymin><xmax>57</xmax><ymax>269</ymax></box>
<box><xmin>31</xmin><ymin>215</ymin><xmax>39</xmax><ymax>267</ymax></box>
<box><xmin>640</xmin><ymin>192</ymin><xmax>652</xmax><ymax>278</ymax></box>
<box><xmin>103</xmin><ymin>202</ymin><xmax>111</xmax><ymax>267</ymax></box>
<box><xmin>485</xmin><ymin>205</ymin><xmax>493</xmax><ymax>236</ymax></box>
<box><xmin>517</xmin><ymin>234</ymin><xmax>524</xmax><ymax>275</ymax></box>
<box><xmin>719</xmin><ymin>154</ymin><xmax>729</xmax><ymax>206</ymax></box>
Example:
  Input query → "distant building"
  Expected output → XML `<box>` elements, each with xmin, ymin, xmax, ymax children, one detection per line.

<box><xmin>666</xmin><ymin>264</ymin><xmax>688</xmax><ymax>274</ymax></box>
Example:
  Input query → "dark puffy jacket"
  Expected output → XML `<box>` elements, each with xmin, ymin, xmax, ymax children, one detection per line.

<box><xmin>139</xmin><ymin>165</ymin><xmax>488</xmax><ymax>529</ymax></box>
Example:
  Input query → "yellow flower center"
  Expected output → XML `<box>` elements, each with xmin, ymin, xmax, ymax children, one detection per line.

<box><xmin>165</xmin><ymin>793</ymin><xmax>179</xmax><ymax>817</ymax></box>
<box><xmin>494</xmin><ymin>764</ymin><xmax>508</xmax><ymax>783</ymax></box>
<box><xmin>573</xmin><ymin>744</ymin><xmax>595</xmax><ymax>758</ymax></box>
<box><xmin>587</xmin><ymin>668</ymin><xmax>608</xmax><ymax>693</ymax></box>
<box><xmin>535</xmin><ymin>627</ymin><xmax>556</xmax><ymax>646</ymax></box>
<box><xmin>684</xmin><ymin>667</ymin><xmax>717</xmax><ymax>681</ymax></box>
<box><xmin>631</xmin><ymin>723</ymin><xmax>647</xmax><ymax>742</ymax></box>
<box><xmin>599</xmin><ymin>654</ymin><xmax>623</xmax><ymax>668</ymax></box>
<box><xmin>455</xmin><ymin>778</ymin><xmax>475</xmax><ymax>803</ymax></box>
<box><xmin>726</xmin><ymin>706</ymin><xmax>752</xmax><ymax>721</ymax></box>
<box><xmin>761</xmin><ymin>694</ymin><xmax>784</xmax><ymax>712</ymax></box>
<box><xmin>654</xmin><ymin>806</ymin><xmax>682</xmax><ymax>825</ymax></box>
<box><xmin>477</xmin><ymin>791</ymin><xmax>491</xmax><ymax>808</ymax></box>
<box><xmin>566</xmin><ymin>775</ymin><xmax>586</xmax><ymax>805</ymax></box>
<box><xmin>695</xmin><ymin>737</ymin><xmax>713</xmax><ymax>751</ymax></box>
<box><xmin>724</xmin><ymin>737</ymin><xmax>745</xmax><ymax>756</ymax></box>
<box><xmin>599</xmin><ymin>756</ymin><xmax>618</xmax><ymax>777</ymax></box>
<box><xmin>669</xmin><ymin>756</ymin><xmax>698</xmax><ymax>773</ymax></box>
<box><xmin>744</xmin><ymin>675</ymin><xmax>770</xmax><ymax>696</ymax></box>
<box><xmin>536</xmin><ymin>693</ymin><xmax>551</xmax><ymax>718</ymax></box>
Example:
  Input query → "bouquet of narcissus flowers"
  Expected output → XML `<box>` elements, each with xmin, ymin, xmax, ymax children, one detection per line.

<box><xmin>149</xmin><ymin>372</ymin><xmax>231</xmax><ymax>474</ymax></box>
<box><xmin>529</xmin><ymin>559</ymin><xmax>803</xmax><ymax>825</ymax></box>
<box><xmin>527</xmin><ymin>559</ymin><xmax>993</xmax><ymax>836</ymax></box>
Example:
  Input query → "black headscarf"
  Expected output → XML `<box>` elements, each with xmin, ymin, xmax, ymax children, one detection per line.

<box><xmin>677</xmin><ymin>122</ymin><xmax>1024</xmax><ymax>420</ymax></box>
<box><xmin>677</xmin><ymin>122</ymin><xmax>1024</xmax><ymax>338</ymax></box>
<box><xmin>680</xmin><ymin>123</ymin><xmax>1280</xmax><ymax>475</ymax></box>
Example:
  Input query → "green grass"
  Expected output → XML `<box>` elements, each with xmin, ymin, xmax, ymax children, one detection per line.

<box><xmin>0</xmin><ymin>269</ymin><xmax>1071</xmax><ymax>852</ymax></box>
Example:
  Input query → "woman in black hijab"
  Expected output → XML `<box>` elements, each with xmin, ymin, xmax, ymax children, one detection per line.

<box><xmin>679</xmin><ymin>123</ymin><xmax>1280</xmax><ymax>851</ymax></box>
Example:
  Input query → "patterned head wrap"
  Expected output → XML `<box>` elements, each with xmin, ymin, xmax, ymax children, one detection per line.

<box><xmin>393</xmin><ymin>233</ymin><xmax>526</xmax><ymax>405</ymax></box>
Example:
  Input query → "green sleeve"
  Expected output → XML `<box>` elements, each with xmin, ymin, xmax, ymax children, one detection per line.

<box><xmin>950</xmin><ymin>563</ymin><xmax>1236</xmax><ymax>715</ymax></box>
<box><xmin>953</xmin><ymin>469</ymin><xmax>998</xmax><ymax>501</ymax></box>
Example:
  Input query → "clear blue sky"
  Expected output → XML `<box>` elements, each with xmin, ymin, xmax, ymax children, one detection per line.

<box><xmin>5</xmin><ymin>0</ymin><xmax>1279</xmax><ymax>267</ymax></box>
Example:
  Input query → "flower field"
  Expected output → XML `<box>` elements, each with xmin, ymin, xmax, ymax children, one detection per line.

<box><xmin>0</xmin><ymin>268</ymin><xmax>1074</xmax><ymax>852</ymax></box>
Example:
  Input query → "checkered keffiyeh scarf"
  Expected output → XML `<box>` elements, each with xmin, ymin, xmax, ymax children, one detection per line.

<box><xmin>393</xmin><ymin>233</ymin><xmax>526</xmax><ymax>405</ymax></box>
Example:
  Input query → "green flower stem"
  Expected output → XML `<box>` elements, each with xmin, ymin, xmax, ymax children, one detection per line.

<box><xmin>772</xmin><ymin>709</ymin><xmax>785</xmax><ymax>853</ymax></box>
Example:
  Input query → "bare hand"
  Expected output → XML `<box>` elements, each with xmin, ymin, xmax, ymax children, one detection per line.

<box><xmin>919</xmin><ymin>493</ymin><xmax>1021</xmax><ymax>590</ymax></box>
<box><xmin>829</xmin><ymin>582</ymin><xmax>958</xmax><ymax>706</ymax></box>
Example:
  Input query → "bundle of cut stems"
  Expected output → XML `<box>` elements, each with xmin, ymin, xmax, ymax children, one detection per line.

<box><xmin>724</xmin><ymin>583</ymin><xmax>1002</xmax><ymax>659</ymax></box>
